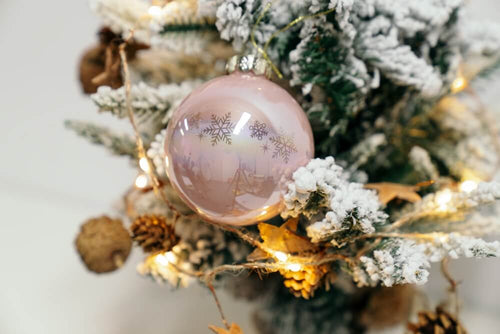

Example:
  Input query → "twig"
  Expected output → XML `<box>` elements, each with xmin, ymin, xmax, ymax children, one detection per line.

<box><xmin>207</xmin><ymin>283</ymin><xmax>230</xmax><ymax>330</ymax></box>
<box><xmin>355</xmin><ymin>237</ymin><xmax>382</xmax><ymax>259</ymax></box>
<box><xmin>441</xmin><ymin>257</ymin><xmax>461</xmax><ymax>317</ymax></box>
<box><xmin>119</xmin><ymin>30</ymin><xmax>181</xmax><ymax>220</ymax></box>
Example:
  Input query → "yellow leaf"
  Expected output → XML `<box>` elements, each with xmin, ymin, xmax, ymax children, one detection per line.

<box><xmin>209</xmin><ymin>323</ymin><xmax>244</xmax><ymax>334</ymax></box>
<box><xmin>364</xmin><ymin>182</ymin><xmax>422</xmax><ymax>205</ymax></box>
<box><xmin>257</xmin><ymin>218</ymin><xmax>318</xmax><ymax>255</ymax></box>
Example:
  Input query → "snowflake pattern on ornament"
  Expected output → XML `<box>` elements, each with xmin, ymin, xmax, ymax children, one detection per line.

<box><xmin>202</xmin><ymin>113</ymin><xmax>235</xmax><ymax>145</ymax></box>
<box><xmin>261</xmin><ymin>141</ymin><xmax>270</xmax><ymax>153</ymax></box>
<box><xmin>269</xmin><ymin>131</ymin><xmax>297</xmax><ymax>163</ymax></box>
<box><xmin>249</xmin><ymin>120</ymin><xmax>268</xmax><ymax>140</ymax></box>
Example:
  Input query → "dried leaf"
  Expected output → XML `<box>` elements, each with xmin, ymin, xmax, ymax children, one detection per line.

<box><xmin>365</xmin><ymin>182</ymin><xmax>422</xmax><ymax>205</ymax></box>
<box><xmin>256</xmin><ymin>218</ymin><xmax>318</xmax><ymax>255</ymax></box>
<box><xmin>209</xmin><ymin>323</ymin><xmax>244</xmax><ymax>334</ymax></box>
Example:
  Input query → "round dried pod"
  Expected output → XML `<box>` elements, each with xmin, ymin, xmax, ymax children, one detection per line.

<box><xmin>407</xmin><ymin>307</ymin><xmax>467</xmax><ymax>334</ymax></box>
<box><xmin>75</xmin><ymin>216</ymin><xmax>132</xmax><ymax>273</ymax></box>
<box><xmin>360</xmin><ymin>285</ymin><xmax>415</xmax><ymax>329</ymax></box>
<box><xmin>130</xmin><ymin>215</ymin><xmax>179</xmax><ymax>253</ymax></box>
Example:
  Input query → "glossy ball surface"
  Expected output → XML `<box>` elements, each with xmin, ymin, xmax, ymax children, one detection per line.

<box><xmin>164</xmin><ymin>71</ymin><xmax>314</xmax><ymax>225</ymax></box>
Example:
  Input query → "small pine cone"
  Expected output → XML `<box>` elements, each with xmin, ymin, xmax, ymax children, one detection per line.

<box><xmin>75</xmin><ymin>216</ymin><xmax>132</xmax><ymax>273</ymax></box>
<box><xmin>131</xmin><ymin>215</ymin><xmax>179</xmax><ymax>253</ymax></box>
<box><xmin>78</xmin><ymin>27</ymin><xmax>148</xmax><ymax>94</ymax></box>
<box><xmin>280</xmin><ymin>264</ymin><xmax>335</xmax><ymax>299</ymax></box>
<box><xmin>407</xmin><ymin>307</ymin><xmax>467</xmax><ymax>334</ymax></box>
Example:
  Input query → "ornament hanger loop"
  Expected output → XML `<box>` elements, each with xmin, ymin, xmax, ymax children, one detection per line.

<box><xmin>249</xmin><ymin>2</ymin><xmax>335</xmax><ymax>79</ymax></box>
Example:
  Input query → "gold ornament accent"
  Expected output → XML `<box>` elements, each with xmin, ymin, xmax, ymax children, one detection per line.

<box><xmin>365</xmin><ymin>182</ymin><xmax>423</xmax><ymax>205</ymax></box>
<box><xmin>131</xmin><ymin>215</ymin><xmax>179</xmax><ymax>253</ymax></box>
<box><xmin>75</xmin><ymin>216</ymin><xmax>132</xmax><ymax>273</ymax></box>
<box><xmin>407</xmin><ymin>307</ymin><xmax>467</xmax><ymax>334</ymax></box>
<box><xmin>280</xmin><ymin>264</ymin><xmax>335</xmax><ymax>299</ymax></box>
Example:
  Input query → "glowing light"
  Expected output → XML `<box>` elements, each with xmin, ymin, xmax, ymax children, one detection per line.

<box><xmin>165</xmin><ymin>251</ymin><xmax>177</xmax><ymax>263</ymax></box>
<box><xmin>273</xmin><ymin>251</ymin><xmax>288</xmax><ymax>262</ymax></box>
<box><xmin>180</xmin><ymin>128</ymin><xmax>185</xmax><ymax>136</ymax></box>
<box><xmin>184</xmin><ymin>118</ymin><xmax>189</xmax><ymax>130</ymax></box>
<box><xmin>459</xmin><ymin>180</ymin><xmax>478</xmax><ymax>193</ymax></box>
<box><xmin>135</xmin><ymin>174</ymin><xmax>148</xmax><ymax>189</ymax></box>
<box><xmin>154</xmin><ymin>253</ymin><xmax>170</xmax><ymax>266</ymax></box>
<box><xmin>139</xmin><ymin>157</ymin><xmax>150</xmax><ymax>172</ymax></box>
<box><xmin>451</xmin><ymin>76</ymin><xmax>467</xmax><ymax>93</ymax></box>
<box><xmin>436</xmin><ymin>188</ymin><xmax>452</xmax><ymax>211</ymax></box>
<box><xmin>148</xmin><ymin>5</ymin><xmax>162</xmax><ymax>18</ymax></box>
<box><xmin>233</xmin><ymin>112</ymin><xmax>251</xmax><ymax>135</ymax></box>
<box><xmin>164</xmin><ymin>156</ymin><xmax>169</xmax><ymax>168</ymax></box>
<box><xmin>286</xmin><ymin>263</ymin><xmax>302</xmax><ymax>272</ymax></box>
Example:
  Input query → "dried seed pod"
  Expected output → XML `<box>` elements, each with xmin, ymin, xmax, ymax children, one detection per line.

<box><xmin>75</xmin><ymin>216</ymin><xmax>132</xmax><ymax>273</ymax></box>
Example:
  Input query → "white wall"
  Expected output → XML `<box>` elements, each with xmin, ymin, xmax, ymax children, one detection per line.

<box><xmin>0</xmin><ymin>1</ymin><xmax>499</xmax><ymax>333</ymax></box>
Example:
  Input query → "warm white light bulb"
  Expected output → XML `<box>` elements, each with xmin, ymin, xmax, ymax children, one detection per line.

<box><xmin>273</xmin><ymin>251</ymin><xmax>288</xmax><ymax>262</ymax></box>
<box><xmin>451</xmin><ymin>76</ymin><xmax>467</xmax><ymax>93</ymax></box>
<box><xmin>135</xmin><ymin>174</ymin><xmax>148</xmax><ymax>189</ymax></box>
<box><xmin>286</xmin><ymin>263</ymin><xmax>302</xmax><ymax>272</ymax></box>
<box><xmin>165</xmin><ymin>251</ymin><xmax>177</xmax><ymax>263</ymax></box>
<box><xmin>459</xmin><ymin>180</ymin><xmax>478</xmax><ymax>193</ymax></box>
<box><xmin>139</xmin><ymin>157</ymin><xmax>150</xmax><ymax>172</ymax></box>
<box><xmin>148</xmin><ymin>5</ymin><xmax>162</xmax><ymax>18</ymax></box>
<box><xmin>436</xmin><ymin>189</ymin><xmax>452</xmax><ymax>211</ymax></box>
<box><xmin>154</xmin><ymin>253</ymin><xmax>169</xmax><ymax>266</ymax></box>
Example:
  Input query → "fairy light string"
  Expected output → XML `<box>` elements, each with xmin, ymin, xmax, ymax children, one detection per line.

<box><xmin>250</xmin><ymin>3</ymin><xmax>335</xmax><ymax>79</ymax></box>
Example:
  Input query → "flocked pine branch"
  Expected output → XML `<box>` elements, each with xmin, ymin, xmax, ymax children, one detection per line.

<box><xmin>353</xmin><ymin>233</ymin><xmax>500</xmax><ymax>287</ymax></box>
<box><xmin>91</xmin><ymin>0</ymin><xmax>217</xmax><ymax>53</ymax></box>
<box><xmin>65</xmin><ymin>120</ymin><xmax>137</xmax><ymax>158</ymax></box>
<box><xmin>91</xmin><ymin>81</ymin><xmax>201</xmax><ymax>124</ymax></box>
<box><xmin>283</xmin><ymin>157</ymin><xmax>388</xmax><ymax>245</ymax></box>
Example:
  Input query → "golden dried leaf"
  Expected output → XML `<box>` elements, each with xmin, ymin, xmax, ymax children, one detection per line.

<box><xmin>209</xmin><ymin>323</ymin><xmax>244</xmax><ymax>334</ymax></box>
<box><xmin>257</xmin><ymin>218</ymin><xmax>318</xmax><ymax>254</ymax></box>
<box><xmin>364</xmin><ymin>182</ymin><xmax>422</xmax><ymax>205</ymax></box>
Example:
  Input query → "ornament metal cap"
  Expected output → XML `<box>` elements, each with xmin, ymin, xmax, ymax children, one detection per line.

<box><xmin>226</xmin><ymin>55</ymin><xmax>272</xmax><ymax>78</ymax></box>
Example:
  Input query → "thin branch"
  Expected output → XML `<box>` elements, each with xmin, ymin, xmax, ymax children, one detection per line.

<box><xmin>208</xmin><ymin>283</ymin><xmax>230</xmax><ymax>330</ymax></box>
<box><xmin>119</xmin><ymin>30</ymin><xmax>181</xmax><ymax>220</ymax></box>
<box><xmin>441</xmin><ymin>257</ymin><xmax>461</xmax><ymax>317</ymax></box>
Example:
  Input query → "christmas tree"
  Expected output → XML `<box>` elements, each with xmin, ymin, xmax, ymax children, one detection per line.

<box><xmin>72</xmin><ymin>0</ymin><xmax>500</xmax><ymax>332</ymax></box>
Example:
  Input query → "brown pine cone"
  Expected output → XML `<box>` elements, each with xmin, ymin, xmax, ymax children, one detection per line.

<box><xmin>361</xmin><ymin>285</ymin><xmax>415</xmax><ymax>329</ymax></box>
<box><xmin>407</xmin><ymin>307</ymin><xmax>467</xmax><ymax>334</ymax></box>
<box><xmin>280</xmin><ymin>264</ymin><xmax>335</xmax><ymax>299</ymax></box>
<box><xmin>78</xmin><ymin>27</ymin><xmax>148</xmax><ymax>94</ymax></box>
<box><xmin>75</xmin><ymin>216</ymin><xmax>132</xmax><ymax>273</ymax></box>
<box><xmin>130</xmin><ymin>215</ymin><xmax>179</xmax><ymax>253</ymax></box>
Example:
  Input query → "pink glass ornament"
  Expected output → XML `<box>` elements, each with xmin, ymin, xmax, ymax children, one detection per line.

<box><xmin>164</xmin><ymin>70</ymin><xmax>314</xmax><ymax>225</ymax></box>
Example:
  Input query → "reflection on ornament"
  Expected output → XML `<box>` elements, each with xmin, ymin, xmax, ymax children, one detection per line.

<box><xmin>164</xmin><ymin>56</ymin><xmax>314</xmax><ymax>225</ymax></box>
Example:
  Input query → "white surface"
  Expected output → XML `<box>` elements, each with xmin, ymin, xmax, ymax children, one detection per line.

<box><xmin>0</xmin><ymin>1</ymin><xmax>499</xmax><ymax>333</ymax></box>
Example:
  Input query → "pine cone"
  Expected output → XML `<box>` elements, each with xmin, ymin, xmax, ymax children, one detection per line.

<box><xmin>75</xmin><ymin>216</ymin><xmax>132</xmax><ymax>273</ymax></box>
<box><xmin>131</xmin><ymin>215</ymin><xmax>179</xmax><ymax>253</ymax></box>
<box><xmin>407</xmin><ymin>307</ymin><xmax>467</xmax><ymax>334</ymax></box>
<box><xmin>78</xmin><ymin>27</ymin><xmax>148</xmax><ymax>94</ymax></box>
<box><xmin>280</xmin><ymin>264</ymin><xmax>335</xmax><ymax>299</ymax></box>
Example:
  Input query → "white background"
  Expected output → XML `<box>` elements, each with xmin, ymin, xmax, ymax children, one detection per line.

<box><xmin>1</xmin><ymin>1</ymin><xmax>499</xmax><ymax>333</ymax></box>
